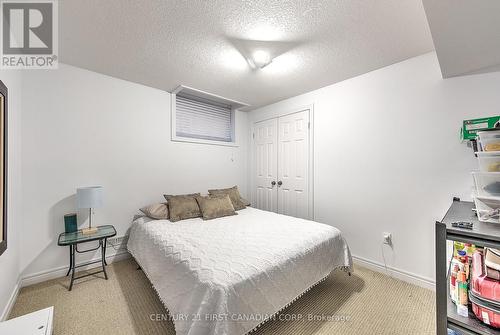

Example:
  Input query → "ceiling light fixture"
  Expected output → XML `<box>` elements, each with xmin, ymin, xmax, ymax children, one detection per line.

<box><xmin>228</xmin><ymin>38</ymin><xmax>298</xmax><ymax>70</ymax></box>
<box><xmin>248</xmin><ymin>50</ymin><xmax>272</xmax><ymax>69</ymax></box>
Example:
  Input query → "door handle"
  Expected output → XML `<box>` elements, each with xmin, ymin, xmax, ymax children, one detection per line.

<box><xmin>271</xmin><ymin>181</ymin><xmax>276</xmax><ymax>187</ymax></box>
<box><xmin>277</xmin><ymin>181</ymin><xmax>282</xmax><ymax>187</ymax></box>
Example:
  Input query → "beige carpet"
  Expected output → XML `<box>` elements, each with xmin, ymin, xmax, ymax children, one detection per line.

<box><xmin>10</xmin><ymin>259</ymin><xmax>435</xmax><ymax>335</ymax></box>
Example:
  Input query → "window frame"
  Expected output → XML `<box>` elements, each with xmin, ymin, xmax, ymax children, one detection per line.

<box><xmin>171</xmin><ymin>86</ymin><xmax>247</xmax><ymax>147</ymax></box>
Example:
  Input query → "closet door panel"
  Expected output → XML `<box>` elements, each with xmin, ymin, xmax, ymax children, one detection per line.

<box><xmin>254</xmin><ymin>118</ymin><xmax>278</xmax><ymax>212</ymax></box>
<box><xmin>277</xmin><ymin>110</ymin><xmax>309</xmax><ymax>219</ymax></box>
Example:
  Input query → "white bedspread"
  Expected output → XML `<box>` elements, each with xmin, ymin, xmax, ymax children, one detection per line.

<box><xmin>127</xmin><ymin>207</ymin><xmax>352</xmax><ymax>335</ymax></box>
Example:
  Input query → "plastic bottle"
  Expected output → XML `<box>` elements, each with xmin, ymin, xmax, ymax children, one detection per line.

<box><xmin>450</xmin><ymin>273</ymin><xmax>457</xmax><ymax>303</ymax></box>
<box><xmin>456</xmin><ymin>271</ymin><xmax>469</xmax><ymax>317</ymax></box>
<box><xmin>450</xmin><ymin>263</ymin><xmax>459</xmax><ymax>303</ymax></box>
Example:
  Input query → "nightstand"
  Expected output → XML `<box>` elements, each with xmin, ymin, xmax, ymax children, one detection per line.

<box><xmin>57</xmin><ymin>225</ymin><xmax>116</xmax><ymax>291</ymax></box>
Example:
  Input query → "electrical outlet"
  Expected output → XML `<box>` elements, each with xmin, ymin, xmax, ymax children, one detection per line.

<box><xmin>383</xmin><ymin>232</ymin><xmax>392</xmax><ymax>245</ymax></box>
<box><xmin>107</xmin><ymin>235</ymin><xmax>129</xmax><ymax>250</ymax></box>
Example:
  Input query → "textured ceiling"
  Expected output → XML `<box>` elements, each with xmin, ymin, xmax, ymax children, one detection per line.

<box><xmin>423</xmin><ymin>0</ymin><xmax>500</xmax><ymax>78</ymax></box>
<box><xmin>60</xmin><ymin>0</ymin><xmax>434</xmax><ymax>109</ymax></box>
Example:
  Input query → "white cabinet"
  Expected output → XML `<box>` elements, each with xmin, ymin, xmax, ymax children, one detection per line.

<box><xmin>0</xmin><ymin>307</ymin><xmax>53</xmax><ymax>335</ymax></box>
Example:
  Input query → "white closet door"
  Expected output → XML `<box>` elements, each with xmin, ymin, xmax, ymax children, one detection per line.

<box><xmin>254</xmin><ymin>118</ymin><xmax>278</xmax><ymax>212</ymax></box>
<box><xmin>277</xmin><ymin>110</ymin><xmax>310</xmax><ymax>219</ymax></box>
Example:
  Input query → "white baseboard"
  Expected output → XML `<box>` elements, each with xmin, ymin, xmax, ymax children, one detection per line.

<box><xmin>20</xmin><ymin>250</ymin><xmax>131</xmax><ymax>288</ymax></box>
<box><xmin>352</xmin><ymin>254</ymin><xmax>435</xmax><ymax>291</ymax></box>
<box><xmin>0</xmin><ymin>280</ymin><xmax>20</xmax><ymax>321</ymax></box>
<box><xmin>1</xmin><ymin>250</ymin><xmax>131</xmax><ymax>321</ymax></box>
<box><xmin>2</xmin><ymin>251</ymin><xmax>433</xmax><ymax>321</ymax></box>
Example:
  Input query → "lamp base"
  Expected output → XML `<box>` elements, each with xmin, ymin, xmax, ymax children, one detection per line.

<box><xmin>81</xmin><ymin>227</ymin><xmax>98</xmax><ymax>235</ymax></box>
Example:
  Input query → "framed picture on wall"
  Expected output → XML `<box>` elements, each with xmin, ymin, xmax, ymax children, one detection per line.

<box><xmin>0</xmin><ymin>80</ymin><xmax>7</xmax><ymax>257</ymax></box>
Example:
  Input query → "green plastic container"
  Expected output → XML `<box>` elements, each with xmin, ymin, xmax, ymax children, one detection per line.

<box><xmin>64</xmin><ymin>213</ymin><xmax>77</xmax><ymax>233</ymax></box>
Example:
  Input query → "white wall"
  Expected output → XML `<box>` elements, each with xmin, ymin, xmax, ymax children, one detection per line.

<box><xmin>20</xmin><ymin>64</ymin><xmax>248</xmax><ymax>277</ymax></box>
<box><xmin>5</xmin><ymin>50</ymin><xmax>500</xmax><ymax>311</ymax></box>
<box><xmin>248</xmin><ymin>52</ymin><xmax>500</xmax><ymax>285</ymax></box>
<box><xmin>0</xmin><ymin>70</ymin><xmax>23</xmax><ymax>319</ymax></box>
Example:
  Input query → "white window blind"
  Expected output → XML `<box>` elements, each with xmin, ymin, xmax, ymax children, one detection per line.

<box><xmin>175</xmin><ymin>93</ymin><xmax>233</xmax><ymax>142</ymax></box>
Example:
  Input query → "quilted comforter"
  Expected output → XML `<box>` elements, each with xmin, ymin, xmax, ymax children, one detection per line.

<box><xmin>127</xmin><ymin>207</ymin><xmax>352</xmax><ymax>335</ymax></box>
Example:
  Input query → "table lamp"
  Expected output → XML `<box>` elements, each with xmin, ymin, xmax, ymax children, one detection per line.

<box><xmin>77</xmin><ymin>186</ymin><xmax>103</xmax><ymax>235</ymax></box>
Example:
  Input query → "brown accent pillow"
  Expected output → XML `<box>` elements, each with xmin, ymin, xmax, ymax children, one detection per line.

<box><xmin>195</xmin><ymin>194</ymin><xmax>237</xmax><ymax>220</ymax></box>
<box><xmin>140</xmin><ymin>203</ymin><xmax>169</xmax><ymax>220</ymax></box>
<box><xmin>164</xmin><ymin>193</ymin><xmax>201</xmax><ymax>222</ymax></box>
<box><xmin>208</xmin><ymin>186</ymin><xmax>246</xmax><ymax>210</ymax></box>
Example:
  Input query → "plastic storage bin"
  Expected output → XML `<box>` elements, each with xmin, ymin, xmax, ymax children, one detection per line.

<box><xmin>473</xmin><ymin>172</ymin><xmax>500</xmax><ymax>197</ymax></box>
<box><xmin>477</xmin><ymin>152</ymin><xmax>500</xmax><ymax>172</ymax></box>
<box><xmin>478</xmin><ymin>130</ymin><xmax>500</xmax><ymax>152</ymax></box>
<box><xmin>470</xmin><ymin>251</ymin><xmax>500</xmax><ymax>328</ymax></box>
<box><xmin>474</xmin><ymin>196</ymin><xmax>500</xmax><ymax>223</ymax></box>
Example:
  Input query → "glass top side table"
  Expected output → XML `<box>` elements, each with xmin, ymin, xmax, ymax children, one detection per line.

<box><xmin>57</xmin><ymin>225</ymin><xmax>116</xmax><ymax>291</ymax></box>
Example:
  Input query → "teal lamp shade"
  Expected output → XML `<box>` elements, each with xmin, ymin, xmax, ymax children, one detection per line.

<box><xmin>76</xmin><ymin>186</ymin><xmax>103</xmax><ymax>209</ymax></box>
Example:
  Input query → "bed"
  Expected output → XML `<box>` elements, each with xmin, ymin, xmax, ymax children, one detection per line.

<box><xmin>127</xmin><ymin>206</ymin><xmax>352</xmax><ymax>335</ymax></box>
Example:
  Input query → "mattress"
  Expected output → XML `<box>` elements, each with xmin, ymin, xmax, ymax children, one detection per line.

<box><xmin>127</xmin><ymin>207</ymin><xmax>352</xmax><ymax>335</ymax></box>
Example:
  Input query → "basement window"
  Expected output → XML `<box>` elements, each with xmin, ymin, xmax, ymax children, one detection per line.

<box><xmin>172</xmin><ymin>86</ymin><xmax>248</xmax><ymax>146</ymax></box>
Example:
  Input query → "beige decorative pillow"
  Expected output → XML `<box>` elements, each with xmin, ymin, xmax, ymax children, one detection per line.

<box><xmin>208</xmin><ymin>186</ymin><xmax>246</xmax><ymax>210</ymax></box>
<box><xmin>163</xmin><ymin>193</ymin><xmax>200</xmax><ymax>200</ymax></box>
<box><xmin>195</xmin><ymin>194</ymin><xmax>237</xmax><ymax>220</ymax></box>
<box><xmin>140</xmin><ymin>203</ymin><xmax>169</xmax><ymax>220</ymax></box>
<box><xmin>164</xmin><ymin>193</ymin><xmax>201</xmax><ymax>222</ymax></box>
<box><xmin>240</xmin><ymin>197</ymin><xmax>251</xmax><ymax>207</ymax></box>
